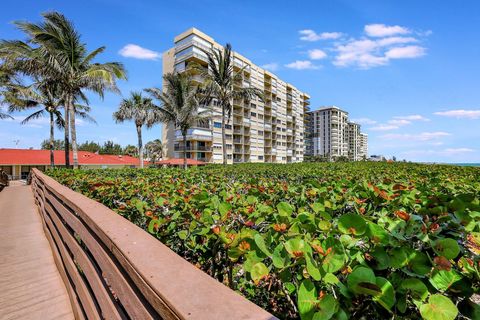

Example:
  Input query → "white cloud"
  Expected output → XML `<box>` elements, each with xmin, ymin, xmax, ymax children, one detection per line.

<box><xmin>299</xmin><ymin>30</ymin><xmax>343</xmax><ymax>41</ymax></box>
<box><xmin>380</xmin><ymin>131</ymin><xmax>450</xmax><ymax>141</ymax></box>
<box><xmin>119</xmin><ymin>44</ymin><xmax>160</xmax><ymax>60</ymax></box>
<box><xmin>376</xmin><ymin>36</ymin><xmax>418</xmax><ymax>46</ymax></box>
<box><xmin>394</xmin><ymin>114</ymin><xmax>430</xmax><ymax>121</ymax></box>
<box><xmin>285</xmin><ymin>60</ymin><xmax>319</xmax><ymax>70</ymax></box>
<box><xmin>443</xmin><ymin>148</ymin><xmax>475</xmax><ymax>153</ymax></box>
<box><xmin>308</xmin><ymin>49</ymin><xmax>327</xmax><ymax>60</ymax></box>
<box><xmin>365</xmin><ymin>24</ymin><xmax>410</xmax><ymax>37</ymax></box>
<box><xmin>388</xmin><ymin>119</ymin><xmax>411</xmax><ymax>126</ymax></box>
<box><xmin>351</xmin><ymin>117</ymin><xmax>377</xmax><ymax>125</ymax></box>
<box><xmin>262</xmin><ymin>63</ymin><xmax>279</xmax><ymax>71</ymax></box>
<box><xmin>434</xmin><ymin>109</ymin><xmax>480</xmax><ymax>119</ymax></box>
<box><xmin>333</xmin><ymin>37</ymin><xmax>426</xmax><ymax>69</ymax></box>
<box><xmin>369</xmin><ymin>124</ymin><xmax>399</xmax><ymax>131</ymax></box>
<box><xmin>385</xmin><ymin>45</ymin><xmax>426</xmax><ymax>59</ymax></box>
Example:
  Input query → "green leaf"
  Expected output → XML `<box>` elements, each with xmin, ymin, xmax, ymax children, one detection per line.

<box><xmin>272</xmin><ymin>244</ymin><xmax>290</xmax><ymax>268</ymax></box>
<box><xmin>313</xmin><ymin>294</ymin><xmax>338</xmax><ymax>320</ymax></box>
<box><xmin>218</xmin><ymin>202</ymin><xmax>231</xmax><ymax>216</ymax></box>
<box><xmin>410</xmin><ymin>252</ymin><xmax>431</xmax><ymax>275</ymax></box>
<box><xmin>420</xmin><ymin>294</ymin><xmax>458</xmax><ymax>320</ymax></box>
<box><xmin>366</xmin><ymin>222</ymin><xmax>389</xmax><ymax>244</ymax></box>
<box><xmin>177</xmin><ymin>230</ymin><xmax>188</xmax><ymax>240</ymax></box>
<box><xmin>370</xmin><ymin>247</ymin><xmax>390</xmax><ymax>270</ymax></box>
<box><xmin>347</xmin><ymin>266</ymin><xmax>378</xmax><ymax>295</ymax></box>
<box><xmin>321</xmin><ymin>237</ymin><xmax>346</xmax><ymax>273</ymax></box>
<box><xmin>429</xmin><ymin>270</ymin><xmax>462</xmax><ymax>291</ymax></box>
<box><xmin>337</xmin><ymin>213</ymin><xmax>367</xmax><ymax>236</ymax></box>
<box><xmin>250</xmin><ymin>262</ymin><xmax>269</xmax><ymax>284</ymax></box>
<box><xmin>311</xmin><ymin>202</ymin><xmax>324</xmax><ymax>213</ymax></box>
<box><xmin>284</xmin><ymin>282</ymin><xmax>296</xmax><ymax>294</ymax></box>
<box><xmin>278</xmin><ymin>202</ymin><xmax>294</xmax><ymax>216</ymax></box>
<box><xmin>432</xmin><ymin>238</ymin><xmax>460</xmax><ymax>259</ymax></box>
<box><xmin>305</xmin><ymin>250</ymin><xmax>322</xmax><ymax>281</ymax></box>
<box><xmin>372</xmin><ymin>277</ymin><xmax>395</xmax><ymax>311</ymax></box>
<box><xmin>324</xmin><ymin>273</ymin><xmax>339</xmax><ymax>285</ymax></box>
<box><xmin>400</xmin><ymin>278</ymin><xmax>428</xmax><ymax>301</ymax></box>
<box><xmin>147</xmin><ymin>219</ymin><xmax>160</xmax><ymax>234</ymax></box>
<box><xmin>298</xmin><ymin>279</ymin><xmax>317</xmax><ymax>320</ymax></box>
<box><xmin>285</xmin><ymin>238</ymin><xmax>306</xmax><ymax>258</ymax></box>
<box><xmin>389</xmin><ymin>247</ymin><xmax>411</xmax><ymax>268</ymax></box>
<box><xmin>254</xmin><ymin>233</ymin><xmax>272</xmax><ymax>256</ymax></box>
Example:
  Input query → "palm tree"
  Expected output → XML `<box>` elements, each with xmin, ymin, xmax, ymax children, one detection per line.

<box><xmin>146</xmin><ymin>72</ymin><xmax>211</xmax><ymax>169</ymax></box>
<box><xmin>123</xmin><ymin>145</ymin><xmax>138</xmax><ymax>157</ymax></box>
<box><xmin>200</xmin><ymin>43</ymin><xmax>262</xmax><ymax>165</ymax></box>
<box><xmin>0</xmin><ymin>12</ymin><xmax>126</xmax><ymax>169</ymax></box>
<box><xmin>113</xmin><ymin>92</ymin><xmax>158</xmax><ymax>169</ymax></box>
<box><xmin>5</xmin><ymin>79</ymin><xmax>96</xmax><ymax>167</ymax></box>
<box><xmin>0</xmin><ymin>66</ymin><xmax>16</xmax><ymax>119</ymax></box>
<box><xmin>145</xmin><ymin>139</ymin><xmax>163</xmax><ymax>164</ymax></box>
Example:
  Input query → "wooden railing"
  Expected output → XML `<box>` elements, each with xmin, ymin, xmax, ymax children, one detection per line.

<box><xmin>30</xmin><ymin>169</ymin><xmax>276</xmax><ymax>320</ymax></box>
<box><xmin>0</xmin><ymin>169</ymin><xmax>8</xmax><ymax>190</ymax></box>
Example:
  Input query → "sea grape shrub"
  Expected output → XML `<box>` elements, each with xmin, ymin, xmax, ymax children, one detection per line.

<box><xmin>47</xmin><ymin>162</ymin><xmax>480</xmax><ymax>320</ymax></box>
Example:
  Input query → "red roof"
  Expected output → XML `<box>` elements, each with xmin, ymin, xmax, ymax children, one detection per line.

<box><xmin>156</xmin><ymin>158</ymin><xmax>206</xmax><ymax>166</ymax></box>
<box><xmin>0</xmin><ymin>149</ymin><xmax>145</xmax><ymax>166</ymax></box>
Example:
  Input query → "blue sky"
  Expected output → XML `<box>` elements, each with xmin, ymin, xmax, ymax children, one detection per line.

<box><xmin>1</xmin><ymin>0</ymin><xmax>480</xmax><ymax>162</ymax></box>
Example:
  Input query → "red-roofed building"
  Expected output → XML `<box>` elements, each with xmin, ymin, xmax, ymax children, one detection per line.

<box><xmin>0</xmin><ymin>149</ymin><xmax>146</xmax><ymax>179</ymax></box>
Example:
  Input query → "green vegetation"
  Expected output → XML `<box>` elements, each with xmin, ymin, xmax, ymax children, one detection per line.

<box><xmin>48</xmin><ymin>162</ymin><xmax>480</xmax><ymax>319</ymax></box>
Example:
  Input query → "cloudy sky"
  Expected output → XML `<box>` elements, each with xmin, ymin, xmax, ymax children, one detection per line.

<box><xmin>1</xmin><ymin>0</ymin><xmax>479</xmax><ymax>163</ymax></box>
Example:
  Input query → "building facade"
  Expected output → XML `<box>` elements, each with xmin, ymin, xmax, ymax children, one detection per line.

<box><xmin>306</xmin><ymin>106</ymin><xmax>367</xmax><ymax>160</ymax></box>
<box><xmin>347</xmin><ymin>122</ymin><xmax>361</xmax><ymax>161</ymax></box>
<box><xmin>162</xmin><ymin>28</ymin><xmax>310</xmax><ymax>164</ymax></box>
<box><xmin>359</xmin><ymin>133</ymin><xmax>368</xmax><ymax>160</ymax></box>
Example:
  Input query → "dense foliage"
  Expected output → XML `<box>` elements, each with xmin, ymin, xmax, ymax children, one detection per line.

<box><xmin>47</xmin><ymin>162</ymin><xmax>480</xmax><ymax>319</ymax></box>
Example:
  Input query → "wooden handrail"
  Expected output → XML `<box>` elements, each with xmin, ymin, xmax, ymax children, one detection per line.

<box><xmin>30</xmin><ymin>169</ymin><xmax>276</xmax><ymax>320</ymax></box>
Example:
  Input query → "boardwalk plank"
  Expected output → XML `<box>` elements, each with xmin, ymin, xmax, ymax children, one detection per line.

<box><xmin>0</xmin><ymin>182</ymin><xmax>74</xmax><ymax>320</ymax></box>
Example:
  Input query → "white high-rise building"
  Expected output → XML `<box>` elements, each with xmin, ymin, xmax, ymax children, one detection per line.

<box><xmin>162</xmin><ymin>28</ymin><xmax>310</xmax><ymax>164</ymax></box>
<box><xmin>347</xmin><ymin>122</ymin><xmax>361</xmax><ymax>161</ymax></box>
<box><xmin>359</xmin><ymin>133</ymin><xmax>368</xmax><ymax>160</ymax></box>
<box><xmin>306</xmin><ymin>106</ymin><xmax>349</xmax><ymax>159</ymax></box>
<box><xmin>306</xmin><ymin>106</ymin><xmax>367</xmax><ymax>161</ymax></box>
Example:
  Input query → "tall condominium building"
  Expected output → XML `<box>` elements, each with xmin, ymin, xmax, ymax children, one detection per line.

<box><xmin>347</xmin><ymin>122</ymin><xmax>361</xmax><ymax>161</ymax></box>
<box><xmin>306</xmin><ymin>106</ymin><xmax>349</xmax><ymax>159</ymax></box>
<box><xmin>359</xmin><ymin>133</ymin><xmax>368</xmax><ymax>160</ymax></box>
<box><xmin>305</xmin><ymin>106</ymin><xmax>367</xmax><ymax>160</ymax></box>
<box><xmin>162</xmin><ymin>28</ymin><xmax>310</xmax><ymax>164</ymax></box>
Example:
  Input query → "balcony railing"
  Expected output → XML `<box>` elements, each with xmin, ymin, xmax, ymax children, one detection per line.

<box><xmin>174</xmin><ymin>145</ymin><xmax>212</xmax><ymax>151</ymax></box>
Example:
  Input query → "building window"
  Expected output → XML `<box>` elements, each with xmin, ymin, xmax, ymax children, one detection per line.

<box><xmin>251</xmin><ymin>112</ymin><xmax>257</xmax><ymax>117</ymax></box>
<box><xmin>214</xmin><ymin>122</ymin><xmax>222</xmax><ymax>128</ymax></box>
<box><xmin>258</xmin><ymin>156</ymin><xmax>264</xmax><ymax>160</ymax></box>
<box><xmin>225</xmin><ymin>124</ymin><xmax>232</xmax><ymax>129</ymax></box>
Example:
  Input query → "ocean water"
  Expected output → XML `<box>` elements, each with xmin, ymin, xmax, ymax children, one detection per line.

<box><xmin>452</xmin><ymin>163</ymin><xmax>480</xmax><ymax>167</ymax></box>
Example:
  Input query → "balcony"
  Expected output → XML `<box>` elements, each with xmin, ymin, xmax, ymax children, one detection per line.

<box><xmin>233</xmin><ymin>138</ymin><xmax>243</xmax><ymax>144</ymax></box>
<box><xmin>175</xmin><ymin>128</ymin><xmax>212</xmax><ymax>141</ymax></box>
<box><xmin>174</xmin><ymin>145</ymin><xmax>212</xmax><ymax>152</ymax></box>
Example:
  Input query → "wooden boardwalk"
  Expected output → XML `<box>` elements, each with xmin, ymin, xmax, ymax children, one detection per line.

<box><xmin>0</xmin><ymin>181</ymin><xmax>74</xmax><ymax>320</ymax></box>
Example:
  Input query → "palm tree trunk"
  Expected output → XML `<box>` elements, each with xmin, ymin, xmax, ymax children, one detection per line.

<box><xmin>64</xmin><ymin>102</ymin><xmax>70</xmax><ymax>168</ymax></box>
<box><xmin>49</xmin><ymin>112</ymin><xmax>55</xmax><ymax>168</ymax></box>
<box><xmin>69</xmin><ymin>98</ymin><xmax>79</xmax><ymax>169</ymax></box>
<box><xmin>222</xmin><ymin>106</ymin><xmax>227</xmax><ymax>166</ymax></box>
<box><xmin>182</xmin><ymin>130</ymin><xmax>188</xmax><ymax>170</ymax></box>
<box><xmin>137</xmin><ymin>125</ymin><xmax>144</xmax><ymax>169</ymax></box>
